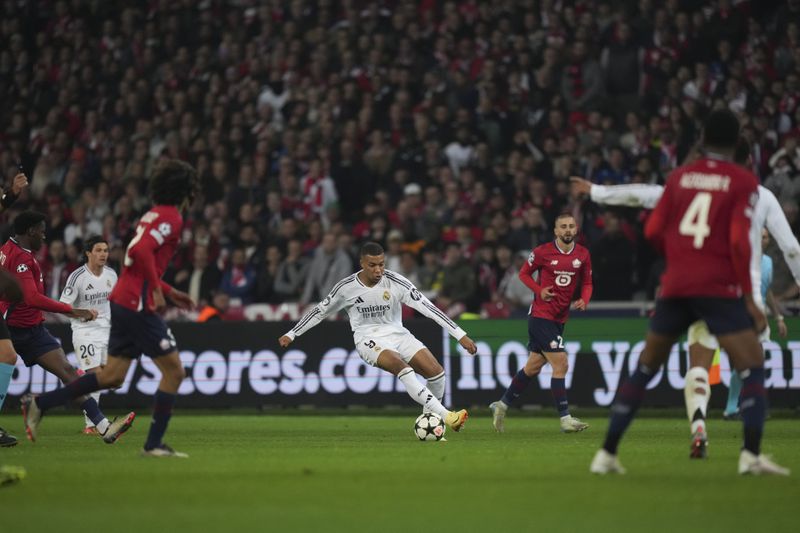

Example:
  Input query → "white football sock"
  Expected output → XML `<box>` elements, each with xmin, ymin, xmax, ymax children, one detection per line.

<box><xmin>96</xmin><ymin>417</ymin><xmax>110</xmax><ymax>434</ymax></box>
<box><xmin>684</xmin><ymin>366</ymin><xmax>710</xmax><ymax>435</ymax></box>
<box><xmin>398</xmin><ymin>368</ymin><xmax>449</xmax><ymax>419</ymax></box>
<box><xmin>424</xmin><ymin>371</ymin><xmax>446</xmax><ymax>412</ymax></box>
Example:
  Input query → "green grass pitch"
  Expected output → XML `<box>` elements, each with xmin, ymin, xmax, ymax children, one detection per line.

<box><xmin>1</xmin><ymin>412</ymin><xmax>798</xmax><ymax>532</ymax></box>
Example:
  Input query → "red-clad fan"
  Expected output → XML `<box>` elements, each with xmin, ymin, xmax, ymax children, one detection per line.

<box><xmin>490</xmin><ymin>213</ymin><xmax>593</xmax><ymax>434</ymax></box>
<box><xmin>23</xmin><ymin>160</ymin><xmax>197</xmax><ymax>458</ymax></box>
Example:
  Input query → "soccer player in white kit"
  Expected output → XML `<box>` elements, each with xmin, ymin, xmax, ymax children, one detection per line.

<box><xmin>571</xmin><ymin>140</ymin><xmax>800</xmax><ymax>464</ymax></box>
<box><xmin>279</xmin><ymin>242</ymin><xmax>477</xmax><ymax>432</ymax></box>
<box><xmin>60</xmin><ymin>236</ymin><xmax>118</xmax><ymax>434</ymax></box>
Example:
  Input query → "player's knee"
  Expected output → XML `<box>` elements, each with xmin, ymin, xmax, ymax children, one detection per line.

<box><xmin>0</xmin><ymin>349</ymin><xmax>16</xmax><ymax>364</ymax></box>
<box><xmin>105</xmin><ymin>374</ymin><xmax>126</xmax><ymax>389</ymax></box>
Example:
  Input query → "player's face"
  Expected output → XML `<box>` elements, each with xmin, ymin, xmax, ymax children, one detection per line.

<box><xmin>554</xmin><ymin>217</ymin><xmax>577</xmax><ymax>245</ymax></box>
<box><xmin>29</xmin><ymin>221</ymin><xmax>46</xmax><ymax>250</ymax></box>
<box><xmin>87</xmin><ymin>243</ymin><xmax>109</xmax><ymax>267</ymax></box>
<box><xmin>360</xmin><ymin>254</ymin><xmax>385</xmax><ymax>284</ymax></box>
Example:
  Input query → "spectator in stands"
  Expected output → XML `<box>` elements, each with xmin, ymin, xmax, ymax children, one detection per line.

<box><xmin>172</xmin><ymin>244</ymin><xmax>222</xmax><ymax>308</ymax></box>
<box><xmin>590</xmin><ymin>211</ymin><xmax>636</xmax><ymax>301</ymax></box>
<box><xmin>254</xmin><ymin>244</ymin><xmax>283</xmax><ymax>304</ymax></box>
<box><xmin>436</xmin><ymin>241</ymin><xmax>477</xmax><ymax>318</ymax></box>
<box><xmin>220</xmin><ymin>247</ymin><xmax>257</xmax><ymax>306</ymax></box>
<box><xmin>300</xmin><ymin>232</ymin><xmax>353</xmax><ymax>305</ymax></box>
<box><xmin>274</xmin><ymin>239</ymin><xmax>310</xmax><ymax>303</ymax></box>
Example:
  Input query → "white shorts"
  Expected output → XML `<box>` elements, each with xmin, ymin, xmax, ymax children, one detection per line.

<box><xmin>687</xmin><ymin>319</ymin><xmax>770</xmax><ymax>350</ymax></box>
<box><xmin>355</xmin><ymin>332</ymin><xmax>427</xmax><ymax>367</ymax></box>
<box><xmin>73</xmin><ymin>335</ymin><xmax>108</xmax><ymax>370</ymax></box>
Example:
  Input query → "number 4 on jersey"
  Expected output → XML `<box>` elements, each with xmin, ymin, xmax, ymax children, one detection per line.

<box><xmin>679</xmin><ymin>192</ymin><xmax>712</xmax><ymax>249</ymax></box>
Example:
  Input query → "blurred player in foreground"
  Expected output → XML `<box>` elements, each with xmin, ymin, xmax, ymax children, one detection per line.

<box><xmin>23</xmin><ymin>160</ymin><xmax>197</xmax><ymax>458</ymax></box>
<box><xmin>573</xmin><ymin>138</ymin><xmax>800</xmax><ymax>461</ymax></box>
<box><xmin>590</xmin><ymin>110</ymin><xmax>789</xmax><ymax>475</ymax></box>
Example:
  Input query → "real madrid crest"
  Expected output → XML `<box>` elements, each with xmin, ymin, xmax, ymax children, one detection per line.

<box><xmin>382</xmin><ymin>291</ymin><xmax>390</xmax><ymax>301</ymax></box>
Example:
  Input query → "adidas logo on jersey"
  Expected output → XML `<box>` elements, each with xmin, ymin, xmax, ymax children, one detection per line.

<box><xmin>355</xmin><ymin>296</ymin><xmax>364</xmax><ymax>303</ymax></box>
<box><xmin>86</xmin><ymin>284</ymin><xmax>94</xmax><ymax>290</ymax></box>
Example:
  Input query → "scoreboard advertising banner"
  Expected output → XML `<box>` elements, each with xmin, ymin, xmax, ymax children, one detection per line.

<box><xmin>6</xmin><ymin>318</ymin><xmax>800</xmax><ymax>409</ymax></box>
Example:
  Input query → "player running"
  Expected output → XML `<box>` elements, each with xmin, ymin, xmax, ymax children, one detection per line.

<box><xmin>22</xmin><ymin>160</ymin><xmax>197</xmax><ymax>457</ymax></box>
<box><xmin>279</xmin><ymin>242</ymin><xmax>477</xmax><ymax>432</ymax></box>
<box><xmin>572</xmin><ymin>138</ymin><xmax>800</xmax><ymax>459</ymax></box>
<box><xmin>489</xmin><ymin>213</ymin><xmax>592</xmax><ymax>433</ymax></box>
<box><xmin>0</xmin><ymin>171</ymin><xmax>27</xmax><ymax>448</ymax></box>
<box><xmin>60</xmin><ymin>236</ymin><xmax>118</xmax><ymax>435</ymax></box>
<box><xmin>590</xmin><ymin>109</ymin><xmax>790</xmax><ymax>475</ymax></box>
<box><xmin>0</xmin><ymin>211</ymin><xmax>132</xmax><ymax>443</ymax></box>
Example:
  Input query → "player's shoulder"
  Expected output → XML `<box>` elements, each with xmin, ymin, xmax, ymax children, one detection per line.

<box><xmin>103</xmin><ymin>265</ymin><xmax>118</xmax><ymax>278</ymax></box>
<box><xmin>328</xmin><ymin>273</ymin><xmax>358</xmax><ymax>297</ymax></box>
<box><xmin>575</xmin><ymin>243</ymin><xmax>591</xmax><ymax>257</ymax></box>
<box><xmin>532</xmin><ymin>241</ymin><xmax>554</xmax><ymax>256</ymax></box>
<box><xmin>383</xmin><ymin>269</ymin><xmax>414</xmax><ymax>289</ymax></box>
<box><xmin>65</xmin><ymin>265</ymin><xmax>87</xmax><ymax>286</ymax></box>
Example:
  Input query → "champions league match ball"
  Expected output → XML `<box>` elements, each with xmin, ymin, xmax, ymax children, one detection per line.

<box><xmin>413</xmin><ymin>413</ymin><xmax>446</xmax><ymax>441</ymax></box>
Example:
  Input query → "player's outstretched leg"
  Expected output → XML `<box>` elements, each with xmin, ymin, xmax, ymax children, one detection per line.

<box><xmin>491</xmin><ymin>353</ymin><xmax>544</xmax><ymax>433</ymax></box>
<box><xmin>141</xmin><ymin>352</ymin><xmax>188</xmax><ymax>458</ymax></box>
<box><xmin>591</xmin><ymin>362</ymin><xmax>657</xmax><ymax>474</ymax></box>
<box><xmin>396</xmin><ymin>367</ymin><xmax>468</xmax><ymax>431</ymax></box>
<box><xmin>545</xmin><ymin>352</ymin><xmax>588</xmax><ymax>433</ymax></box>
<box><xmin>723</xmin><ymin>372</ymin><xmax>742</xmax><ymax>420</ymax></box>
<box><xmin>684</xmin><ymin>366</ymin><xmax>710</xmax><ymax>459</ymax></box>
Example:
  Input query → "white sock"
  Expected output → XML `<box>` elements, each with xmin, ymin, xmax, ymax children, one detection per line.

<box><xmin>424</xmin><ymin>371</ymin><xmax>446</xmax><ymax>412</ymax></box>
<box><xmin>398</xmin><ymin>368</ymin><xmax>449</xmax><ymax>419</ymax></box>
<box><xmin>684</xmin><ymin>366</ymin><xmax>710</xmax><ymax>435</ymax></box>
<box><xmin>85</xmin><ymin>391</ymin><xmax>101</xmax><ymax>428</ymax></box>
<box><xmin>96</xmin><ymin>418</ymin><xmax>110</xmax><ymax>434</ymax></box>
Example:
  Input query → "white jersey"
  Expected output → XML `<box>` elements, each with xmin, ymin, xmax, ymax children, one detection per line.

<box><xmin>285</xmin><ymin>270</ymin><xmax>466</xmax><ymax>344</ymax></box>
<box><xmin>590</xmin><ymin>183</ymin><xmax>800</xmax><ymax>305</ymax></box>
<box><xmin>60</xmin><ymin>265</ymin><xmax>117</xmax><ymax>337</ymax></box>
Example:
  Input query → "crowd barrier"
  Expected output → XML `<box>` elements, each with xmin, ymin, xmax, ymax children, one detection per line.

<box><xmin>6</xmin><ymin>318</ymin><xmax>799</xmax><ymax>409</ymax></box>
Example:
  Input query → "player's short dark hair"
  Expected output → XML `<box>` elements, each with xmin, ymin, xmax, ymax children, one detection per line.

<box><xmin>734</xmin><ymin>137</ymin><xmax>751</xmax><ymax>166</ymax></box>
<box><xmin>149</xmin><ymin>159</ymin><xmax>199</xmax><ymax>206</ymax></box>
<box><xmin>13</xmin><ymin>211</ymin><xmax>46</xmax><ymax>235</ymax></box>
<box><xmin>702</xmin><ymin>109</ymin><xmax>740</xmax><ymax>149</ymax></box>
<box><xmin>555</xmin><ymin>213</ymin><xmax>575</xmax><ymax>223</ymax></box>
<box><xmin>84</xmin><ymin>235</ymin><xmax>108</xmax><ymax>255</ymax></box>
<box><xmin>360</xmin><ymin>241</ymin><xmax>384</xmax><ymax>257</ymax></box>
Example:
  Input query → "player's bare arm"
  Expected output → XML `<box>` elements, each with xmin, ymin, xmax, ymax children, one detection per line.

<box><xmin>458</xmin><ymin>335</ymin><xmax>477</xmax><ymax>355</ymax></box>
<box><xmin>571</xmin><ymin>299</ymin><xmax>587</xmax><ymax>311</ymax></box>
<box><xmin>0</xmin><ymin>173</ymin><xmax>28</xmax><ymax>213</ymax></box>
<box><xmin>167</xmin><ymin>288</ymin><xmax>195</xmax><ymax>310</ymax></box>
<box><xmin>278</xmin><ymin>335</ymin><xmax>293</xmax><ymax>347</ymax></box>
<box><xmin>67</xmin><ymin>308</ymin><xmax>98</xmax><ymax>321</ymax></box>
<box><xmin>540</xmin><ymin>286</ymin><xmax>555</xmax><ymax>301</ymax></box>
<box><xmin>569</xmin><ymin>176</ymin><xmax>592</xmax><ymax>198</ymax></box>
<box><xmin>766</xmin><ymin>288</ymin><xmax>788</xmax><ymax>338</ymax></box>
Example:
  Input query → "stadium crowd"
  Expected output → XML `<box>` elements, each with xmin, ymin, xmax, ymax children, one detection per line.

<box><xmin>1</xmin><ymin>0</ymin><xmax>800</xmax><ymax>320</ymax></box>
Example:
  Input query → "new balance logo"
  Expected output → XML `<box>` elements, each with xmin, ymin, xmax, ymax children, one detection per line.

<box><xmin>355</xmin><ymin>297</ymin><xmax>364</xmax><ymax>303</ymax></box>
<box><xmin>86</xmin><ymin>284</ymin><xmax>94</xmax><ymax>290</ymax></box>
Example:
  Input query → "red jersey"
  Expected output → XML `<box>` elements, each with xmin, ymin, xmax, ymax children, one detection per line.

<box><xmin>519</xmin><ymin>241</ymin><xmax>593</xmax><ymax>324</ymax></box>
<box><xmin>110</xmin><ymin>205</ymin><xmax>182</xmax><ymax>312</ymax></box>
<box><xmin>645</xmin><ymin>157</ymin><xmax>757</xmax><ymax>298</ymax></box>
<box><xmin>0</xmin><ymin>238</ymin><xmax>72</xmax><ymax>327</ymax></box>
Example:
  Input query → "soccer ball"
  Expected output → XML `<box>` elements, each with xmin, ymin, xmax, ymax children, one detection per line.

<box><xmin>414</xmin><ymin>413</ymin><xmax>446</xmax><ymax>441</ymax></box>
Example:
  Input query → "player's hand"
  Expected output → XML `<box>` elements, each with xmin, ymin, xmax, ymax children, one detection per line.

<box><xmin>174</xmin><ymin>270</ymin><xmax>190</xmax><ymax>284</ymax></box>
<box><xmin>11</xmin><ymin>173</ymin><xmax>28</xmax><ymax>196</ymax></box>
<box><xmin>571</xmin><ymin>298</ymin><xmax>587</xmax><ymax>311</ymax></box>
<box><xmin>744</xmin><ymin>296</ymin><xmax>767</xmax><ymax>334</ymax></box>
<box><xmin>459</xmin><ymin>335</ymin><xmax>477</xmax><ymax>355</ymax></box>
<box><xmin>540</xmin><ymin>286</ymin><xmax>554</xmax><ymax>302</ymax></box>
<box><xmin>776</xmin><ymin>318</ymin><xmax>788</xmax><ymax>338</ymax></box>
<box><xmin>168</xmin><ymin>289</ymin><xmax>195</xmax><ymax>310</ymax></box>
<box><xmin>278</xmin><ymin>335</ymin><xmax>293</xmax><ymax>347</ymax></box>
<box><xmin>151</xmin><ymin>285</ymin><xmax>166</xmax><ymax>312</ymax></box>
<box><xmin>569</xmin><ymin>176</ymin><xmax>592</xmax><ymax>198</ymax></box>
<box><xmin>69</xmin><ymin>308</ymin><xmax>97</xmax><ymax>321</ymax></box>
